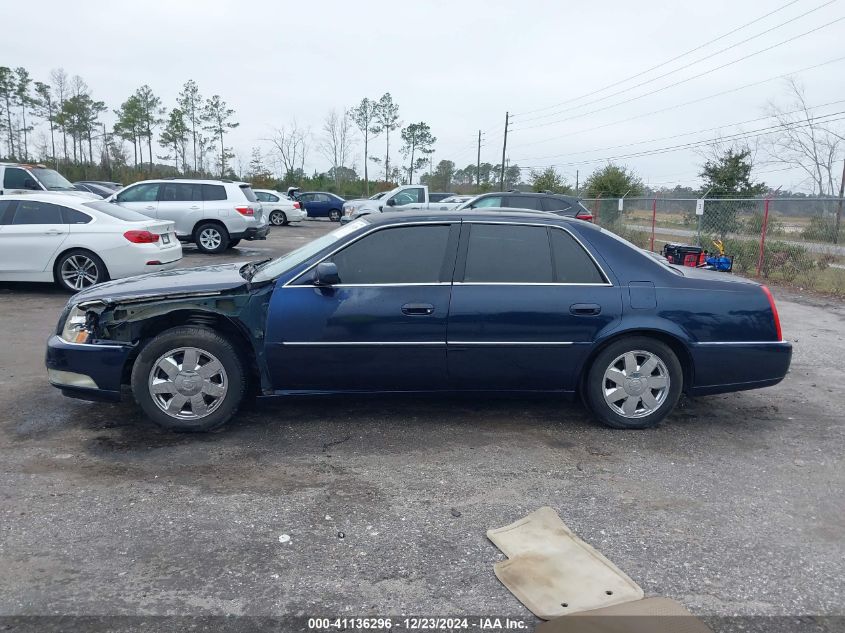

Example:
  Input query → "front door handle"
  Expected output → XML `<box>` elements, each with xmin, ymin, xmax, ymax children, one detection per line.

<box><xmin>44</xmin><ymin>229</ymin><xmax>63</xmax><ymax>235</ymax></box>
<box><xmin>402</xmin><ymin>303</ymin><xmax>435</xmax><ymax>316</ymax></box>
<box><xmin>145</xmin><ymin>205</ymin><xmax>156</xmax><ymax>210</ymax></box>
<box><xmin>570</xmin><ymin>303</ymin><xmax>601</xmax><ymax>316</ymax></box>
<box><xmin>190</xmin><ymin>205</ymin><xmax>200</xmax><ymax>210</ymax></box>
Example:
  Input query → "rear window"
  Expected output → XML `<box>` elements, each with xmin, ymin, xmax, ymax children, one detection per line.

<box><xmin>239</xmin><ymin>185</ymin><xmax>258</xmax><ymax>202</ymax></box>
<box><xmin>84</xmin><ymin>201</ymin><xmax>153</xmax><ymax>222</ymax></box>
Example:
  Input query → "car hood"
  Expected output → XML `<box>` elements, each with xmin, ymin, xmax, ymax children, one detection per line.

<box><xmin>70</xmin><ymin>263</ymin><xmax>251</xmax><ymax>305</ymax></box>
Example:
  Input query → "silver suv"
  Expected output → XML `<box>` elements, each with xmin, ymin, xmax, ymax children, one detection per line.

<box><xmin>106</xmin><ymin>179</ymin><xmax>268</xmax><ymax>253</ymax></box>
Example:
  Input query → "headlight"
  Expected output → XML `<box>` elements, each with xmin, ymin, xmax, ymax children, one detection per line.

<box><xmin>61</xmin><ymin>305</ymin><xmax>93</xmax><ymax>344</ymax></box>
<box><xmin>344</xmin><ymin>206</ymin><xmax>356</xmax><ymax>215</ymax></box>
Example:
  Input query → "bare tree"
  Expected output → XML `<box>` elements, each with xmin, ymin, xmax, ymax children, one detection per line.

<box><xmin>766</xmin><ymin>78</ymin><xmax>842</xmax><ymax>196</ymax></box>
<box><xmin>320</xmin><ymin>109</ymin><xmax>354</xmax><ymax>188</ymax></box>
<box><xmin>49</xmin><ymin>68</ymin><xmax>69</xmax><ymax>161</ymax></box>
<box><xmin>267</xmin><ymin>122</ymin><xmax>309</xmax><ymax>180</ymax></box>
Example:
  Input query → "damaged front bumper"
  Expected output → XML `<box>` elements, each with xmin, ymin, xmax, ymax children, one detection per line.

<box><xmin>45</xmin><ymin>335</ymin><xmax>133</xmax><ymax>402</ymax></box>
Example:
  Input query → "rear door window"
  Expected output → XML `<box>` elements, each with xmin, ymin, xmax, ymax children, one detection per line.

<box><xmin>550</xmin><ymin>229</ymin><xmax>606</xmax><ymax>283</ymax></box>
<box><xmin>0</xmin><ymin>200</ymin><xmax>14</xmax><ymax>223</ymax></box>
<box><xmin>471</xmin><ymin>196</ymin><xmax>502</xmax><ymax>208</ymax></box>
<box><xmin>10</xmin><ymin>200</ymin><xmax>64</xmax><ymax>224</ymax></box>
<box><xmin>202</xmin><ymin>184</ymin><xmax>227</xmax><ymax>201</ymax></box>
<box><xmin>161</xmin><ymin>182</ymin><xmax>199</xmax><ymax>201</ymax></box>
<box><xmin>463</xmin><ymin>224</ymin><xmax>553</xmax><ymax>283</ymax></box>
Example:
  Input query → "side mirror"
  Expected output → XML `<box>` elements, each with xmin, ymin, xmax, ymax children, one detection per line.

<box><xmin>313</xmin><ymin>261</ymin><xmax>341</xmax><ymax>286</ymax></box>
<box><xmin>386</xmin><ymin>198</ymin><xmax>396</xmax><ymax>207</ymax></box>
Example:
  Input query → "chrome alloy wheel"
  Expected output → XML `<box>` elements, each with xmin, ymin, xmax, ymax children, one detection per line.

<box><xmin>270</xmin><ymin>210</ymin><xmax>287</xmax><ymax>226</ymax></box>
<box><xmin>199</xmin><ymin>227</ymin><xmax>222</xmax><ymax>250</ymax></box>
<box><xmin>148</xmin><ymin>347</ymin><xmax>228</xmax><ymax>420</ymax></box>
<box><xmin>602</xmin><ymin>350</ymin><xmax>670</xmax><ymax>419</ymax></box>
<box><xmin>60</xmin><ymin>254</ymin><xmax>100</xmax><ymax>290</ymax></box>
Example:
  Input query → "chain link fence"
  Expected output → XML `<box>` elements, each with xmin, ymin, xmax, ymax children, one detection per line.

<box><xmin>581</xmin><ymin>196</ymin><xmax>845</xmax><ymax>296</ymax></box>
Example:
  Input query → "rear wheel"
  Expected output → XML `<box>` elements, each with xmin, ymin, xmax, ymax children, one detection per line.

<box><xmin>54</xmin><ymin>249</ymin><xmax>108</xmax><ymax>293</ymax></box>
<box><xmin>269</xmin><ymin>210</ymin><xmax>288</xmax><ymax>226</ymax></box>
<box><xmin>194</xmin><ymin>222</ymin><xmax>229</xmax><ymax>254</ymax></box>
<box><xmin>585</xmin><ymin>336</ymin><xmax>682</xmax><ymax>429</ymax></box>
<box><xmin>328</xmin><ymin>209</ymin><xmax>341</xmax><ymax>222</ymax></box>
<box><xmin>131</xmin><ymin>327</ymin><xmax>246</xmax><ymax>432</ymax></box>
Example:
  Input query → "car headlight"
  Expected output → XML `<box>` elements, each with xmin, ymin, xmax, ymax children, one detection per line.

<box><xmin>61</xmin><ymin>305</ymin><xmax>93</xmax><ymax>344</ymax></box>
<box><xmin>344</xmin><ymin>206</ymin><xmax>356</xmax><ymax>215</ymax></box>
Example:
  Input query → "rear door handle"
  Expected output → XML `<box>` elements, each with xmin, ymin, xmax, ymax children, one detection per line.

<box><xmin>570</xmin><ymin>303</ymin><xmax>601</xmax><ymax>316</ymax></box>
<box><xmin>44</xmin><ymin>229</ymin><xmax>63</xmax><ymax>235</ymax></box>
<box><xmin>145</xmin><ymin>205</ymin><xmax>156</xmax><ymax>210</ymax></box>
<box><xmin>402</xmin><ymin>303</ymin><xmax>435</xmax><ymax>316</ymax></box>
<box><xmin>190</xmin><ymin>205</ymin><xmax>200</xmax><ymax>210</ymax></box>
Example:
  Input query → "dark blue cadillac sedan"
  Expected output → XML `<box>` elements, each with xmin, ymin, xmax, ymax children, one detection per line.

<box><xmin>45</xmin><ymin>210</ymin><xmax>791</xmax><ymax>432</ymax></box>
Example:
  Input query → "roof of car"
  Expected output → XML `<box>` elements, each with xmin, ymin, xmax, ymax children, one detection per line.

<box><xmin>477</xmin><ymin>191</ymin><xmax>582</xmax><ymax>199</ymax></box>
<box><xmin>362</xmin><ymin>208</ymin><xmax>596</xmax><ymax>229</ymax></box>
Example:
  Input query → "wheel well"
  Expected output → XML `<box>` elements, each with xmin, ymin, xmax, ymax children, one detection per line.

<box><xmin>578</xmin><ymin>330</ymin><xmax>694</xmax><ymax>399</ymax></box>
<box><xmin>52</xmin><ymin>247</ymin><xmax>110</xmax><ymax>282</ymax></box>
<box><xmin>193</xmin><ymin>219</ymin><xmax>228</xmax><ymax>239</ymax></box>
<box><xmin>121</xmin><ymin>309</ymin><xmax>260</xmax><ymax>392</ymax></box>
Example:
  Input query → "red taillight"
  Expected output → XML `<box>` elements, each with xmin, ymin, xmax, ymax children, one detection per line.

<box><xmin>576</xmin><ymin>211</ymin><xmax>594</xmax><ymax>222</ymax></box>
<box><xmin>235</xmin><ymin>206</ymin><xmax>254</xmax><ymax>216</ymax></box>
<box><xmin>293</xmin><ymin>201</ymin><xmax>301</xmax><ymax>209</ymax></box>
<box><xmin>123</xmin><ymin>230</ymin><xmax>159</xmax><ymax>243</ymax></box>
<box><xmin>761</xmin><ymin>285</ymin><xmax>783</xmax><ymax>341</ymax></box>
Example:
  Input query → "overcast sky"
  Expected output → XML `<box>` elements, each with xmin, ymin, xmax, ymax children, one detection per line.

<box><xmin>4</xmin><ymin>0</ymin><xmax>844</xmax><ymax>192</ymax></box>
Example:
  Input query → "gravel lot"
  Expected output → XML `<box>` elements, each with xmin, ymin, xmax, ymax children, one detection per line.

<box><xmin>0</xmin><ymin>219</ymin><xmax>842</xmax><ymax>631</ymax></box>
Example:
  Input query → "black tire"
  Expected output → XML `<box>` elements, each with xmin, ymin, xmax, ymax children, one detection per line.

<box><xmin>194</xmin><ymin>222</ymin><xmax>230</xmax><ymax>254</ymax></box>
<box><xmin>54</xmin><ymin>249</ymin><xmax>109</xmax><ymax>293</ymax></box>
<box><xmin>269</xmin><ymin>210</ymin><xmax>288</xmax><ymax>226</ymax></box>
<box><xmin>585</xmin><ymin>336</ymin><xmax>682</xmax><ymax>429</ymax></box>
<box><xmin>131</xmin><ymin>326</ymin><xmax>246</xmax><ymax>432</ymax></box>
<box><xmin>227</xmin><ymin>239</ymin><xmax>241</xmax><ymax>248</ymax></box>
<box><xmin>328</xmin><ymin>209</ymin><xmax>341</xmax><ymax>222</ymax></box>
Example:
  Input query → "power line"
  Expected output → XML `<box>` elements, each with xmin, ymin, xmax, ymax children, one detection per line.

<box><xmin>516</xmin><ymin>111</ymin><xmax>845</xmax><ymax>169</ymax></box>
<box><xmin>517</xmin><ymin>0</ymin><xmax>837</xmax><ymax>125</ymax></box>
<box><xmin>506</xmin><ymin>54</ymin><xmax>845</xmax><ymax>151</ymax></box>
<box><xmin>513</xmin><ymin>0</ymin><xmax>803</xmax><ymax>117</ymax></box>
<box><xmin>511</xmin><ymin>16</ymin><xmax>845</xmax><ymax>134</ymax></box>
<box><xmin>513</xmin><ymin>98</ymin><xmax>845</xmax><ymax>162</ymax></box>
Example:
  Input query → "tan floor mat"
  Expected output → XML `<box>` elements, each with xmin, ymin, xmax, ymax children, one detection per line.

<box><xmin>535</xmin><ymin>597</ymin><xmax>713</xmax><ymax>633</ymax></box>
<box><xmin>487</xmin><ymin>507</ymin><xmax>644</xmax><ymax>619</ymax></box>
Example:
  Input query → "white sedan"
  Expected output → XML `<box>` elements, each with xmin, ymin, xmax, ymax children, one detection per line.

<box><xmin>253</xmin><ymin>189</ymin><xmax>306</xmax><ymax>226</ymax></box>
<box><xmin>0</xmin><ymin>194</ymin><xmax>182</xmax><ymax>292</ymax></box>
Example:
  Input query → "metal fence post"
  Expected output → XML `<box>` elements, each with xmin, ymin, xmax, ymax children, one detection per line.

<box><xmin>593</xmin><ymin>193</ymin><xmax>602</xmax><ymax>224</ymax></box>
<box><xmin>650</xmin><ymin>197</ymin><xmax>657</xmax><ymax>252</ymax></box>
<box><xmin>756</xmin><ymin>196</ymin><xmax>771</xmax><ymax>277</ymax></box>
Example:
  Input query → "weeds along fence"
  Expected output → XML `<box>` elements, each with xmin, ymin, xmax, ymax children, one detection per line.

<box><xmin>581</xmin><ymin>197</ymin><xmax>845</xmax><ymax>296</ymax></box>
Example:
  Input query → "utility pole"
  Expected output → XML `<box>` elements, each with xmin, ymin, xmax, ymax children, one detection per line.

<box><xmin>476</xmin><ymin>129</ymin><xmax>482</xmax><ymax>192</ymax></box>
<box><xmin>835</xmin><ymin>156</ymin><xmax>844</xmax><ymax>244</ymax></box>
<box><xmin>575</xmin><ymin>170</ymin><xmax>579</xmax><ymax>196</ymax></box>
<box><xmin>499</xmin><ymin>112</ymin><xmax>511</xmax><ymax>190</ymax></box>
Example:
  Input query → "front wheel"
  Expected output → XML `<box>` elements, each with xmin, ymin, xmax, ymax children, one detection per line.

<box><xmin>131</xmin><ymin>327</ymin><xmax>246</xmax><ymax>432</ymax></box>
<box><xmin>55</xmin><ymin>249</ymin><xmax>109</xmax><ymax>293</ymax></box>
<box><xmin>328</xmin><ymin>209</ymin><xmax>341</xmax><ymax>222</ymax></box>
<box><xmin>585</xmin><ymin>336</ymin><xmax>682</xmax><ymax>429</ymax></box>
<box><xmin>194</xmin><ymin>223</ymin><xmax>229</xmax><ymax>254</ymax></box>
<box><xmin>269</xmin><ymin>210</ymin><xmax>288</xmax><ymax>226</ymax></box>
<box><xmin>227</xmin><ymin>239</ymin><xmax>241</xmax><ymax>248</ymax></box>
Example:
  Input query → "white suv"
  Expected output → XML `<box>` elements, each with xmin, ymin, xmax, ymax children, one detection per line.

<box><xmin>106</xmin><ymin>179</ymin><xmax>268</xmax><ymax>253</ymax></box>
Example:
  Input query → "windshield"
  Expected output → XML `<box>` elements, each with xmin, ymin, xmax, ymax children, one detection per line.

<box><xmin>369</xmin><ymin>192</ymin><xmax>386</xmax><ymax>200</ymax></box>
<box><xmin>252</xmin><ymin>219</ymin><xmax>368</xmax><ymax>283</ymax></box>
<box><xmin>32</xmin><ymin>168</ymin><xmax>75</xmax><ymax>191</ymax></box>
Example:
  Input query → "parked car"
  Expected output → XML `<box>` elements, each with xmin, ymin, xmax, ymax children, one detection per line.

<box><xmin>294</xmin><ymin>191</ymin><xmax>346</xmax><ymax>222</ymax></box>
<box><xmin>0</xmin><ymin>194</ymin><xmax>181</xmax><ymax>292</ymax></box>
<box><xmin>73</xmin><ymin>182</ymin><xmax>117</xmax><ymax>198</ymax></box>
<box><xmin>341</xmin><ymin>185</ymin><xmax>460</xmax><ymax>222</ymax></box>
<box><xmin>429</xmin><ymin>192</ymin><xmax>457</xmax><ymax>202</ymax></box>
<box><xmin>253</xmin><ymin>189</ymin><xmax>306</xmax><ymax>226</ymax></box>
<box><xmin>457</xmin><ymin>191</ymin><xmax>594</xmax><ymax>221</ymax></box>
<box><xmin>1</xmin><ymin>163</ymin><xmax>99</xmax><ymax>200</ymax></box>
<box><xmin>106</xmin><ymin>179</ymin><xmax>268</xmax><ymax>253</ymax></box>
<box><xmin>439</xmin><ymin>194</ymin><xmax>474</xmax><ymax>204</ymax></box>
<box><xmin>45</xmin><ymin>209</ymin><xmax>791</xmax><ymax>432</ymax></box>
<box><xmin>74</xmin><ymin>181</ymin><xmax>123</xmax><ymax>198</ymax></box>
